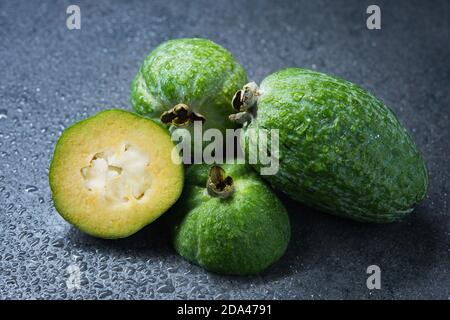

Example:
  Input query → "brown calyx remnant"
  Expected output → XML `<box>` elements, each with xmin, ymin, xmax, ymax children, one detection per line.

<box><xmin>160</xmin><ymin>104</ymin><xmax>206</xmax><ymax>127</ymax></box>
<box><xmin>206</xmin><ymin>165</ymin><xmax>235</xmax><ymax>199</ymax></box>
<box><xmin>230</xmin><ymin>82</ymin><xmax>260</xmax><ymax>125</ymax></box>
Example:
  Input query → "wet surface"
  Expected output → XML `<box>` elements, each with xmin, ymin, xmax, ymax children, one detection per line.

<box><xmin>0</xmin><ymin>0</ymin><xmax>449</xmax><ymax>299</ymax></box>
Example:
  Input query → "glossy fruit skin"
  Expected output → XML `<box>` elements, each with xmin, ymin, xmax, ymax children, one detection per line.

<box><xmin>170</xmin><ymin>164</ymin><xmax>290</xmax><ymax>275</ymax></box>
<box><xmin>131</xmin><ymin>38</ymin><xmax>247</xmax><ymax>133</ymax></box>
<box><xmin>242</xmin><ymin>68</ymin><xmax>428</xmax><ymax>223</ymax></box>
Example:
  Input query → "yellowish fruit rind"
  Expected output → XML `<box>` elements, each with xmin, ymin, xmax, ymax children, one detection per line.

<box><xmin>49</xmin><ymin>109</ymin><xmax>184</xmax><ymax>239</ymax></box>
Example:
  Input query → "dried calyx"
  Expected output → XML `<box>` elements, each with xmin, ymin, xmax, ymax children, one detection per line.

<box><xmin>230</xmin><ymin>82</ymin><xmax>260</xmax><ymax>125</ymax></box>
<box><xmin>160</xmin><ymin>104</ymin><xmax>206</xmax><ymax>127</ymax></box>
<box><xmin>206</xmin><ymin>166</ymin><xmax>235</xmax><ymax>199</ymax></box>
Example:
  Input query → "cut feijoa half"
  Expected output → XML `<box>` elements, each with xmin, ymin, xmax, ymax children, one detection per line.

<box><xmin>49</xmin><ymin>109</ymin><xmax>184</xmax><ymax>239</ymax></box>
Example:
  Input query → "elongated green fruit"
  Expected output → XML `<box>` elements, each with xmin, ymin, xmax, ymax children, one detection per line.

<box><xmin>131</xmin><ymin>38</ymin><xmax>247</xmax><ymax>142</ymax></box>
<box><xmin>170</xmin><ymin>164</ymin><xmax>290</xmax><ymax>275</ymax></box>
<box><xmin>232</xmin><ymin>68</ymin><xmax>428</xmax><ymax>223</ymax></box>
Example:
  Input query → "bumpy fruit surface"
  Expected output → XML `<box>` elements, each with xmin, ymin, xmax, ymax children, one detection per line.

<box><xmin>49</xmin><ymin>109</ymin><xmax>184</xmax><ymax>239</ymax></box>
<box><xmin>233</xmin><ymin>68</ymin><xmax>428</xmax><ymax>223</ymax></box>
<box><xmin>131</xmin><ymin>38</ymin><xmax>247</xmax><ymax>145</ymax></box>
<box><xmin>170</xmin><ymin>164</ymin><xmax>290</xmax><ymax>275</ymax></box>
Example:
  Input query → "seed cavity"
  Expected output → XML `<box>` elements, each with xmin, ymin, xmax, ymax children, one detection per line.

<box><xmin>160</xmin><ymin>104</ymin><xmax>205</xmax><ymax>127</ymax></box>
<box><xmin>81</xmin><ymin>144</ymin><xmax>151</xmax><ymax>204</ymax></box>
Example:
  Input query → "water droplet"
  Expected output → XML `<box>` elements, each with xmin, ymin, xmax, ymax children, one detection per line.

<box><xmin>0</xmin><ymin>109</ymin><xmax>7</xmax><ymax>119</ymax></box>
<box><xmin>25</xmin><ymin>185</ymin><xmax>38</xmax><ymax>193</ymax></box>
<box><xmin>126</xmin><ymin>267</ymin><xmax>136</xmax><ymax>276</ymax></box>
<box><xmin>46</xmin><ymin>252</ymin><xmax>57</xmax><ymax>261</ymax></box>
<box><xmin>167</xmin><ymin>266</ymin><xmax>179</xmax><ymax>273</ymax></box>
<box><xmin>157</xmin><ymin>281</ymin><xmax>175</xmax><ymax>293</ymax></box>
<box><xmin>93</xmin><ymin>282</ymin><xmax>104</xmax><ymax>289</ymax></box>
<box><xmin>30</xmin><ymin>238</ymin><xmax>40</xmax><ymax>247</ymax></box>
<box><xmin>293</xmin><ymin>93</ymin><xmax>304</xmax><ymax>102</ymax></box>
<box><xmin>38</xmin><ymin>197</ymin><xmax>45</xmax><ymax>204</ymax></box>
<box><xmin>51</xmin><ymin>238</ymin><xmax>64</xmax><ymax>248</ymax></box>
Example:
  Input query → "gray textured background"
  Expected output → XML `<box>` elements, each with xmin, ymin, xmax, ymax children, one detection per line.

<box><xmin>0</xmin><ymin>0</ymin><xmax>449</xmax><ymax>299</ymax></box>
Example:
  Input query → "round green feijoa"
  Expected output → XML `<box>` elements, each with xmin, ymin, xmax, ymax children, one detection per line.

<box><xmin>49</xmin><ymin>109</ymin><xmax>184</xmax><ymax>239</ymax></box>
<box><xmin>131</xmin><ymin>38</ymin><xmax>247</xmax><ymax>156</ymax></box>
<box><xmin>170</xmin><ymin>164</ymin><xmax>290</xmax><ymax>275</ymax></box>
<box><xmin>231</xmin><ymin>68</ymin><xmax>428</xmax><ymax>223</ymax></box>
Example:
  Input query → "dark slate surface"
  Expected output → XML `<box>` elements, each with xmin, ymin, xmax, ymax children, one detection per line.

<box><xmin>0</xmin><ymin>0</ymin><xmax>449</xmax><ymax>300</ymax></box>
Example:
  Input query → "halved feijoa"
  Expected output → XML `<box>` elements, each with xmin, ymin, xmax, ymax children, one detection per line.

<box><xmin>49</xmin><ymin>109</ymin><xmax>184</xmax><ymax>239</ymax></box>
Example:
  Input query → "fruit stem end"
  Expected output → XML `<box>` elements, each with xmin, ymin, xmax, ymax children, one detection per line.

<box><xmin>160</xmin><ymin>104</ymin><xmax>205</xmax><ymax>127</ymax></box>
<box><xmin>230</xmin><ymin>82</ymin><xmax>260</xmax><ymax>125</ymax></box>
<box><xmin>206</xmin><ymin>166</ymin><xmax>235</xmax><ymax>199</ymax></box>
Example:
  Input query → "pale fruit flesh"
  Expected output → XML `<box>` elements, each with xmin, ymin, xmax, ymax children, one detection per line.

<box><xmin>80</xmin><ymin>144</ymin><xmax>151</xmax><ymax>204</ymax></box>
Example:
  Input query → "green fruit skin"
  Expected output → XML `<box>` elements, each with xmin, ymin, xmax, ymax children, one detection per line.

<box><xmin>243</xmin><ymin>68</ymin><xmax>428</xmax><ymax>223</ymax></box>
<box><xmin>131</xmin><ymin>38</ymin><xmax>247</xmax><ymax>133</ymax></box>
<box><xmin>170</xmin><ymin>164</ymin><xmax>290</xmax><ymax>275</ymax></box>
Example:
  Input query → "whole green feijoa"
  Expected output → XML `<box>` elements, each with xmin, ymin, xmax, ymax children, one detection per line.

<box><xmin>170</xmin><ymin>164</ymin><xmax>290</xmax><ymax>275</ymax></box>
<box><xmin>231</xmin><ymin>68</ymin><xmax>428</xmax><ymax>223</ymax></box>
<box><xmin>131</xmin><ymin>38</ymin><xmax>247</xmax><ymax>152</ymax></box>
